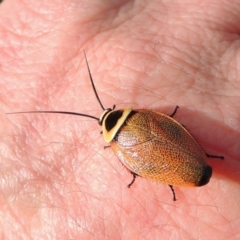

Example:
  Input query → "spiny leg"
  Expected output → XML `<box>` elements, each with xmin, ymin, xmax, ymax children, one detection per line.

<box><xmin>206</xmin><ymin>153</ymin><xmax>224</xmax><ymax>160</ymax></box>
<box><xmin>169</xmin><ymin>106</ymin><xmax>179</xmax><ymax>118</ymax></box>
<box><xmin>128</xmin><ymin>172</ymin><xmax>138</xmax><ymax>188</ymax></box>
<box><xmin>169</xmin><ymin>185</ymin><xmax>177</xmax><ymax>201</ymax></box>
<box><xmin>103</xmin><ymin>145</ymin><xmax>111</xmax><ymax>149</ymax></box>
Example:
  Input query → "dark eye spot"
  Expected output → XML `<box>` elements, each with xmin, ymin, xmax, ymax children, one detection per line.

<box><xmin>105</xmin><ymin>110</ymin><xmax>123</xmax><ymax>131</ymax></box>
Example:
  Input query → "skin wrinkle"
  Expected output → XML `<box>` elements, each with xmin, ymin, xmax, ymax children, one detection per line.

<box><xmin>1</xmin><ymin>0</ymin><xmax>240</xmax><ymax>239</ymax></box>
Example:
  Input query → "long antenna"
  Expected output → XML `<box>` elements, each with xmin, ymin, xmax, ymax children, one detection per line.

<box><xmin>7</xmin><ymin>110</ymin><xmax>99</xmax><ymax>121</ymax></box>
<box><xmin>83</xmin><ymin>50</ymin><xmax>105</xmax><ymax>111</ymax></box>
<box><xmin>6</xmin><ymin>51</ymin><xmax>105</xmax><ymax>121</ymax></box>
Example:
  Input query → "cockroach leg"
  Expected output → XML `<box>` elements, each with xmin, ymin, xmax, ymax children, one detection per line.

<box><xmin>206</xmin><ymin>153</ymin><xmax>224</xmax><ymax>160</ymax></box>
<box><xmin>169</xmin><ymin>185</ymin><xmax>177</xmax><ymax>201</ymax></box>
<box><xmin>128</xmin><ymin>172</ymin><xmax>138</xmax><ymax>188</ymax></box>
<box><xmin>169</xmin><ymin>106</ymin><xmax>179</xmax><ymax>118</ymax></box>
<box><xmin>104</xmin><ymin>145</ymin><xmax>111</xmax><ymax>149</ymax></box>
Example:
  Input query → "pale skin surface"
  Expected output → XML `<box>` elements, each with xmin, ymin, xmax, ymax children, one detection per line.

<box><xmin>0</xmin><ymin>0</ymin><xmax>240</xmax><ymax>239</ymax></box>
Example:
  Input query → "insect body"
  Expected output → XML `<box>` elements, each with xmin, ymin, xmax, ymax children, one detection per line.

<box><xmin>8</xmin><ymin>52</ymin><xmax>224</xmax><ymax>201</ymax></box>
<box><xmin>107</xmin><ymin>108</ymin><xmax>213</xmax><ymax>188</ymax></box>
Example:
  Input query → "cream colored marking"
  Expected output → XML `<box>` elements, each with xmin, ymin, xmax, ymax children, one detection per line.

<box><xmin>99</xmin><ymin>109</ymin><xmax>111</xmax><ymax>124</ymax></box>
<box><xmin>102</xmin><ymin>107</ymin><xmax>132</xmax><ymax>143</ymax></box>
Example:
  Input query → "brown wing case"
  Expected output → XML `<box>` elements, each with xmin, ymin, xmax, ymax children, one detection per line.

<box><xmin>110</xmin><ymin>110</ymin><xmax>210</xmax><ymax>186</ymax></box>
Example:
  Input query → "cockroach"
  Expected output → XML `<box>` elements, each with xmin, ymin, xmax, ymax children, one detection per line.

<box><xmin>7</xmin><ymin>52</ymin><xmax>224</xmax><ymax>201</ymax></box>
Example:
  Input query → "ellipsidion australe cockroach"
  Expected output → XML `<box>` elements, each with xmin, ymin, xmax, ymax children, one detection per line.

<box><xmin>7</xmin><ymin>52</ymin><xmax>224</xmax><ymax>201</ymax></box>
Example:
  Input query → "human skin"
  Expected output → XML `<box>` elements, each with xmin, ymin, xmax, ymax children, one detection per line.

<box><xmin>0</xmin><ymin>0</ymin><xmax>240</xmax><ymax>239</ymax></box>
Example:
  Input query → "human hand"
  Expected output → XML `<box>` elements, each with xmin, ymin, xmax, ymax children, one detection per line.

<box><xmin>1</xmin><ymin>0</ymin><xmax>239</xmax><ymax>239</ymax></box>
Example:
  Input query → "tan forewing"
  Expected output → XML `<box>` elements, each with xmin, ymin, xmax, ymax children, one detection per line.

<box><xmin>110</xmin><ymin>110</ymin><xmax>208</xmax><ymax>186</ymax></box>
